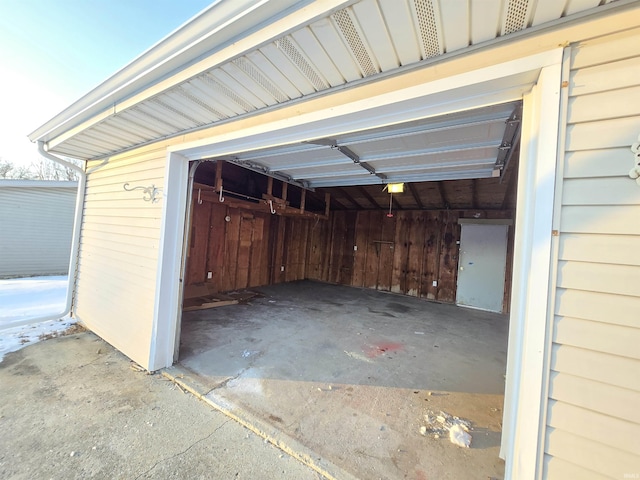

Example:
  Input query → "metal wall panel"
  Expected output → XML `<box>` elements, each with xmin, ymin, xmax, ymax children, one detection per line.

<box><xmin>0</xmin><ymin>182</ymin><xmax>77</xmax><ymax>277</ymax></box>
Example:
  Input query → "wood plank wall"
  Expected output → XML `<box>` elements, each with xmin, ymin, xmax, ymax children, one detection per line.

<box><xmin>312</xmin><ymin>210</ymin><xmax>464</xmax><ymax>303</ymax></box>
<box><xmin>186</xmin><ymin>195</ymin><xmax>513</xmax><ymax>309</ymax></box>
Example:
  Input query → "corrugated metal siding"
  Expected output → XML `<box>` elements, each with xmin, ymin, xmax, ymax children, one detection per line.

<box><xmin>0</xmin><ymin>183</ymin><xmax>77</xmax><ymax>277</ymax></box>
<box><xmin>544</xmin><ymin>27</ymin><xmax>640</xmax><ymax>479</ymax></box>
<box><xmin>73</xmin><ymin>147</ymin><xmax>165</xmax><ymax>368</ymax></box>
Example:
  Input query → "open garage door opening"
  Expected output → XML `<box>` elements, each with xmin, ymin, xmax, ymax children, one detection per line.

<box><xmin>175</xmin><ymin>101</ymin><xmax>521</xmax><ymax>479</ymax></box>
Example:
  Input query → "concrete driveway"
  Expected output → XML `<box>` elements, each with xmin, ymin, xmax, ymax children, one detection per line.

<box><xmin>0</xmin><ymin>331</ymin><xmax>321</xmax><ymax>480</ymax></box>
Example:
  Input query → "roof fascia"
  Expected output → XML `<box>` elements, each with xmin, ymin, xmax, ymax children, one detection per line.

<box><xmin>29</xmin><ymin>0</ymin><xmax>333</xmax><ymax>143</ymax></box>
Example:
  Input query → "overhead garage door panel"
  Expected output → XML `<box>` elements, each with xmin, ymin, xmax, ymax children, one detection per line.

<box><xmin>218</xmin><ymin>101</ymin><xmax>521</xmax><ymax>188</ymax></box>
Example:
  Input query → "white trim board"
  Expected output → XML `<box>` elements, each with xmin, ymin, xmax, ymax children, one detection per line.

<box><xmin>501</xmin><ymin>61</ymin><xmax>562</xmax><ymax>480</ymax></box>
<box><xmin>152</xmin><ymin>49</ymin><xmax>564</xmax><ymax>479</ymax></box>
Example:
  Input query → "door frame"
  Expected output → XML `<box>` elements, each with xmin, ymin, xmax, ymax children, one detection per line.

<box><xmin>152</xmin><ymin>49</ymin><xmax>564</xmax><ymax>479</ymax></box>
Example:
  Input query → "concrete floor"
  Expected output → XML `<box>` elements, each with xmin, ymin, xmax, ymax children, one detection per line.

<box><xmin>178</xmin><ymin>280</ymin><xmax>508</xmax><ymax>480</ymax></box>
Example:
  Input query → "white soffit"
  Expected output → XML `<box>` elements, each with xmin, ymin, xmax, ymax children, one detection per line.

<box><xmin>39</xmin><ymin>0</ymin><xmax>617</xmax><ymax>160</ymax></box>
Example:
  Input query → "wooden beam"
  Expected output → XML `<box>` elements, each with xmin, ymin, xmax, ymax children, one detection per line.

<box><xmin>407</xmin><ymin>183</ymin><xmax>424</xmax><ymax>209</ymax></box>
<box><xmin>437</xmin><ymin>182</ymin><xmax>449</xmax><ymax>209</ymax></box>
<box><xmin>329</xmin><ymin>195</ymin><xmax>347</xmax><ymax>209</ymax></box>
<box><xmin>215</xmin><ymin>160</ymin><xmax>223</xmax><ymax>192</ymax></box>
<box><xmin>357</xmin><ymin>186</ymin><xmax>382</xmax><ymax>209</ymax></box>
<box><xmin>336</xmin><ymin>187</ymin><xmax>362</xmax><ymax>209</ymax></box>
<box><xmin>472</xmin><ymin>179</ymin><xmax>479</xmax><ymax>209</ymax></box>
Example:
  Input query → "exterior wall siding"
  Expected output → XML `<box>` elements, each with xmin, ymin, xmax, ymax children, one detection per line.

<box><xmin>543</xmin><ymin>27</ymin><xmax>640</xmax><ymax>479</ymax></box>
<box><xmin>73</xmin><ymin>147</ymin><xmax>166</xmax><ymax>368</ymax></box>
<box><xmin>0</xmin><ymin>181</ymin><xmax>77</xmax><ymax>277</ymax></box>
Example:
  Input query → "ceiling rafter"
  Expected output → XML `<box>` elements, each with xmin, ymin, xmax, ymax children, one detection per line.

<box><xmin>335</xmin><ymin>187</ymin><xmax>363</xmax><ymax>209</ymax></box>
<box><xmin>407</xmin><ymin>183</ymin><xmax>424</xmax><ymax>209</ymax></box>
<box><xmin>357</xmin><ymin>186</ymin><xmax>383</xmax><ymax>209</ymax></box>
<box><xmin>437</xmin><ymin>182</ymin><xmax>449</xmax><ymax>209</ymax></box>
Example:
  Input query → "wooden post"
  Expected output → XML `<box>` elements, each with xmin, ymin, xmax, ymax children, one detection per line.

<box><xmin>282</xmin><ymin>181</ymin><xmax>288</xmax><ymax>202</ymax></box>
<box><xmin>215</xmin><ymin>161</ymin><xmax>223</xmax><ymax>193</ymax></box>
<box><xmin>267</xmin><ymin>176</ymin><xmax>273</xmax><ymax>196</ymax></box>
<box><xmin>324</xmin><ymin>192</ymin><xmax>331</xmax><ymax>217</ymax></box>
<box><xmin>300</xmin><ymin>189</ymin><xmax>306</xmax><ymax>213</ymax></box>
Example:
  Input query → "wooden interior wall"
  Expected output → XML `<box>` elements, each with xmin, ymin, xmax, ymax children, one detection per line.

<box><xmin>186</xmin><ymin>198</ymin><xmax>310</xmax><ymax>292</ymax></box>
<box><xmin>186</xmin><ymin>195</ymin><xmax>514</xmax><ymax>312</ymax></box>
<box><xmin>308</xmin><ymin>210</ymin><xmax>465</xmax><ymax>304</ymax></box>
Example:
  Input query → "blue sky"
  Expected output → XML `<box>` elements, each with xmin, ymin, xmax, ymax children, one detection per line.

<box><xmin>0</xmin><ymin>0</ymin><xmax>213</xmax><ymax>166</ymax></box>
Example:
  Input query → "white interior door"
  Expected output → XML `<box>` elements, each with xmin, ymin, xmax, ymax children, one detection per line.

<box><xmin>456</xmin><ymin>223</ymin><xmax>508</xmax><ymax>313</ymax></box>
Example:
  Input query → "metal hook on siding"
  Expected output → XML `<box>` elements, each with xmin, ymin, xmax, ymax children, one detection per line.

<box><xmin>268</xmin><ymin>199</ymin><xmax>275</xmax><ymax>214</ymax></box>
<box><xmin>123</xmin><ymin>183</ymin><xmax>161</xmax><ymax>203</ymax></box>
<box><xmin>197</xmin><ymin>188</ymin><xmax>202</xmax><ymax>205</ymax></box>
<box><xmin>219</xmin><ymin>186</ymin><xmax>225</xmax><ymax>203</ymax></box>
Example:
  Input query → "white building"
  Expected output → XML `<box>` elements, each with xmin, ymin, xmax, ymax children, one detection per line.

<box><xmin>29</xmin><ymin>1</ymin><xmax>640</xmax><ymax>478</ymax></box>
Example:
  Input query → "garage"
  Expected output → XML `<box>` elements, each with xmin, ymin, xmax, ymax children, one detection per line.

<box><xmin>28</xmin><ymin>1</ymin><xmax>640</xmax><ymax>478</ymax></box>
<box><xmin>169</xmin><ymin>100</ymin><xmax>521</xmax><ymax>478</ymax></box>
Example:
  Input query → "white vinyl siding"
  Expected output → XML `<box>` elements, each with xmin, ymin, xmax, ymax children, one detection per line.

<box><xmin>543</xmin><ymin>27</ymin><xmax>640</xmax><ymax>479</ymax></box>
<box><xmin>0</xmin><ymin>181</ymin><xmax>77</xmax><ymax>277</ymax></box>
<box><xmin>73</xmin><ymin>147</ymin><xmax>166</xmax><ymax>368</ymax></box>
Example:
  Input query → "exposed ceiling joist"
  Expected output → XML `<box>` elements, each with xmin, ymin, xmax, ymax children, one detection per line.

<box><xmin>407</xmin><ymin>183</ymin><xmax>424</xmax><ymax>209</ymax></box>
<box><xmin>358</xmin><ymin>186</ymin><xmax>383</xmax><ymax>209</ymax></box>
<box><xmin>335</xmin><ymin>187</ymin><xmax>363</xmax><ymax>209</ymax></box>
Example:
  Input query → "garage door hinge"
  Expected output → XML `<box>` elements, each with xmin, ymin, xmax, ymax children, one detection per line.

<box><xmin>551</xmin><ymin>230</ymin><xmax>559</xmax><ymax>236</ymax></box>
<box><xmin>561</xmin><ymin>81</ymin><xmax>569</xmax><ymax>88</ymax></box>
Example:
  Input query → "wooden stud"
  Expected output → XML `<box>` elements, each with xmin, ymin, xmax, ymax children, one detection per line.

<box><xmin>324</xmin><ymin>192</ymin><xmax>331</xmax><ymax>217</ymax></box>
<box><xmin>421</xmin><ymin>211</ymin><xmax>442</xmax><ymax>300</ymax></box>
<box><xmin>351</xmin><ymin>211</ymin><xmax>369</xmax><ymax>288</ymax></box>
<box><xmin>405</xmin><ymin>211</ymin><xmax>424</xmax><ymax>297</ymax></box>
<box><xmin>391</xmin><ymin>210</ymin><xmax>411</xmax><ymax>294</ymax></box>
<box><xmin>207</xmin><ymin>204</ymin><xmax>227</xmax><ymax>293</ymax></box>
<box><xmin>376</xmin><ymin>213</ymin><xmax>396</xmax><ymax>291</ymax></box>
<box><xmin>215</xmin><ymin>160</ymin><xmax>223</xmax><ymax>193</ymax></box>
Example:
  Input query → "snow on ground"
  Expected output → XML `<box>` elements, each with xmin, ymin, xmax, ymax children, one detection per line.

<box><xmin>0</xmin><ymin>276</ymin><xmax>75</xmax><ymax>362</ymax></box>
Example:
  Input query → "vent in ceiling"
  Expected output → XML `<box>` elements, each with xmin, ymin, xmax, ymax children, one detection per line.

<box><xmin>174</xmin><ymin>85</ymin><xmax>227</xmax><ymax>122</ymax></box>
<box><xmin>332</xmin><ymin>8</ymin><xmax>378</xmax><ymax>77</ymax></box>
<box><xmin>202</xmin><ymin>73</ymin><xmax>256</xmax><ymax>113</ymax></box>
<box><xmin>150</xmin><ymin>98</ymin><xmax>204</xmax><ymax>127</ymax></box>
<box><xmin>413</xmin><ymin>0</ymin><xmax>442</xmax><ymax>58</ymax></box>
<box><xmin>232</xmin><ymin>57</ymin><xmax>290</xmax><ymax>103</ymax></box>
<box><xmin>277</xmin><ymin>37</ymin><xmax>329</xmax><ymax>90</ymax></box>
<box><xmin>503</xmin><ymin>0</ymin><xmax>530</xmax><ymax>35</ymax></box>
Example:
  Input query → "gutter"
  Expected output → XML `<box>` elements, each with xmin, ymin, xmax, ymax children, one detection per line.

<box><xmin>2</xmin><ymin>142</ymin><xmax>86</xmax><ymax>329</ymax></box>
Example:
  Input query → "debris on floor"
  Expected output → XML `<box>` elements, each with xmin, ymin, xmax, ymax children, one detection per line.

<box><xmin>421</xmin><ymin>410</ymin><xmax>473</xmax><ymax>448</ymax></box>
<box><xmin>182</xmin><ymin>284</ymin><xmax>261</xmax><ymax>311</ymax></box>
<box><xmin>449</xmin><ymin>424</ymin><xmax>472</xmax><ymax>448</ymax></box>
